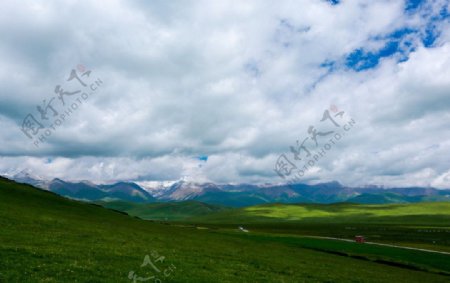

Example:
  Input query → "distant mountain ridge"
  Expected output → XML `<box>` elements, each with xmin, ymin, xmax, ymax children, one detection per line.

<box><xmin>8</xmin><ymin>172</ymin><xmax>450</xmax><ymax>207</ymax></box>
<box><xmin>49</xmin><ymin>178</ymin><xmax>155</xmax><ymax>203</ymax></box>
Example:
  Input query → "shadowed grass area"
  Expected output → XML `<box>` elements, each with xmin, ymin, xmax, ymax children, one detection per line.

<box><xmin>96</xmin><ymin>200</ymin><xmax>229</xmax><ymax>221</ymax></box>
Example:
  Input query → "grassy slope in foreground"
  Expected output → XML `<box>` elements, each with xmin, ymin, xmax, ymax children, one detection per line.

<box><xmin>0</xmin><ymin>177</ymin><xmax>449</xmax><ymax>282</ymax></box>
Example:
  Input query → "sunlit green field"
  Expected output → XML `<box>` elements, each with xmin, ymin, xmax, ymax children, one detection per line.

<box><xmin>188</xmin><ymin>202</ymin><xmax>450</xmax><ymax>223</ymax></box>
<box><xmin>1</xmin><ymin>177</ymin><xmax>450</xmax><ymax>282</ymax></box>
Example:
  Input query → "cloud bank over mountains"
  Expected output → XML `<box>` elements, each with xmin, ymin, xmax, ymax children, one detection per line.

<box><xmin>0</xmin><ymin>0</ymin><xmax>449</xmax><ymax>188</ymax></box>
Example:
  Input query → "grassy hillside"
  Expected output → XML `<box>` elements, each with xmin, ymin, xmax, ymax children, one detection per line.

<box><xmin>1</xmin><ymin>177</ymin><xmax>450</xmax><ymax>282</ymax></box>
<box><xmin>97</xmin><ymin>200</ymin><xmax>229</xmax><ymax>221</ymax></box>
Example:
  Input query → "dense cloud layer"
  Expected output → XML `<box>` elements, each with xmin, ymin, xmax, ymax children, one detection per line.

<box><xmin>0</xmin><ymin>0</ymin><xmax>449</xmax><ymax>187</ymax></box>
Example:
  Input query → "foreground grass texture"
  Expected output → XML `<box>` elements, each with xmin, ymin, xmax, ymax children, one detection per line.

<box><xmin>221</xmin><ymin>232</ymin><xmax>450</xmax><ymax>275</ymax></box>
<box><xmin>1</xmin><ymin>177</ymin><xmax>449</xmax><ymax>282</ymax></box>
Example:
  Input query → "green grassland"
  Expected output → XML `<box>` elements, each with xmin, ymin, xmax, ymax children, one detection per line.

<box><xmin>187</xmin><ymin>202</ymin><xmax>450</xmax><ymax>224</ymax></box>
<box><xmin>1</xmin><ymin>177</ymin><xmax>450</xmax><ymax>282</ymax></box>
<box><xmin>222</xmin><ymin>232</ymin><xmax>450</xmax><ymax>275</ymax></box>
<box><xmin>96</xmin><ymin>200</ymin><xmax>229</xmax><ymax>221</ymax></box>
<box><xmin>184</xmin><ymin>202</ymin><xmax>450</xmax><ymax>251</ymax></box>
<box><xmin>101</xmin><ymin>200</ymin><xmax>450</xmax><ymax>252</ymax></box>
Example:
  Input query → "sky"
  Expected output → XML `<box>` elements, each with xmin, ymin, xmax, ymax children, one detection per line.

<box><xmin>0</xmin><ymin>0</ymin><xmax>449</xmax><ymax>188</ymax></box>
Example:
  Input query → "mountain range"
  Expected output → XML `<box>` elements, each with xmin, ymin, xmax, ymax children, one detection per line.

<box><xmin>9</xmin><ymin>171</ymin><xmax>450</xmax><ymax>207</ymax></box>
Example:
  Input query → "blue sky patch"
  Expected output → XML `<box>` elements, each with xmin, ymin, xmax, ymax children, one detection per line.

<box><xmin>198</xmin><ymin>155</ymin><xmax>208</xmax><ymax>162</ymax></box>
<box><xmin>326</xmin><ymin>0</ymin><xmax>340</xmax><ymax>5</ymax></box>
<box><xmin>404</xmin><ymin>0</ymin><xmax>425</xmax><ymax>12</ymax></box>
<box><xmin>340</xmin><ymin>1</ymin><xmax>448</xmax><ymax>71</ymax></box>
<box><xmin>345</xmin><ymin>39</ymin><xmax>408</xmax><ymax>71</ymax></box>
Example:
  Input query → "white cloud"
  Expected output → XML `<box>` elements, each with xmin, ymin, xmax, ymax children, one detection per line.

<box><xmin>0</xmin><ymin>0</ymin><xmax>449</xmax><ymax>188</ymax></box>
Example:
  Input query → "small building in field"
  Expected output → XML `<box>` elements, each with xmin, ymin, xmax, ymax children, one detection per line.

<box><xmin>355</xmin><ymin>235</ymin><xmax>365</xmax><ymax>243</ymax></box>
